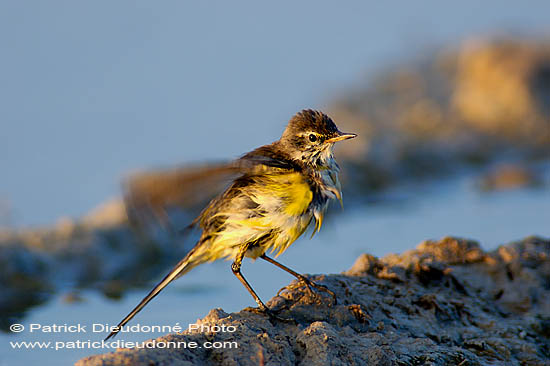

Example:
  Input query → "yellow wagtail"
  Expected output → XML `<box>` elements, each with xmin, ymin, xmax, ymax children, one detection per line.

<box><xmin>105</xmin><ymin>109</ymin><xmax>356</xmax><ymax>340</ymax></box>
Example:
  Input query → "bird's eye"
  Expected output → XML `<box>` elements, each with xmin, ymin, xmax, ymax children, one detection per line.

<box><xmin>308</xmin><ymin>134</ymin><xmax>317</xmax><ymax>142</ymax></box>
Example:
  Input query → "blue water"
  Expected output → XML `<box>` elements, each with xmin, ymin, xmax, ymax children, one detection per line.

<box><xmin>2</xmin><ymin>1</ymin><xmax>550</xmax><ymax>227</ymax></box>
<box><xmin>1</xmin><ymin>170</ymin><xmax>548</xmax><ymax>365</ymax></box>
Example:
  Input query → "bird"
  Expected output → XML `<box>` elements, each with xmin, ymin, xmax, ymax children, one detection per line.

<box><xmin>105</xmin><ymin>109</ymin><xmax>356</xmax><ymax>340</ymax></box>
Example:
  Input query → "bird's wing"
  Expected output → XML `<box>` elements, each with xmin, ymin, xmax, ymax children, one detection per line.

<box><xmin>123</xmin><ymin>162</ymin><xmax>242</xmax><ymax>230</ymax></box>
<box><xmin>123</xmin><ymin>143</ymin><xmax>300</xmax><ymax>232</ymax></box>
<box><xmin>238</xmin><ymin>143</ymin><xmax>301</xmax><ymax>171</ymax></box>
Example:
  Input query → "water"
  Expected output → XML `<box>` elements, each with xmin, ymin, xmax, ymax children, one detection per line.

<box><xmin>1</xmin><ymin>170</ymin><xmax>548</xmax><ymax>365</ymax></box>
<box><xmin>2</xmin><ymin>1</ymin><xmax>550</xmax><ymax>227</ymax></box>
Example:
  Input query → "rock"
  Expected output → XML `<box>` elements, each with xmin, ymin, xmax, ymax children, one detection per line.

<box><xmin>477</xmin><ymin>163</ymin><xmax>542</xmax><ymax>191</ymax></box>
<box><xmin>329</xmin><ymin>38</ymin><xmax>550</xmax><ymax>193</ymax></box>
<box><xmin>451</xmin><ymin>39</ymin><xmax>549</xmax><ymax>143</ymax></box>
<box><xmin>76</xmin><ymin>236</ymin><xmax>550</xmax><ymax>366</ymax></box>
<box><xmin>81</xmin><ymin>199</ymin><xmax>128</xmax><ymax>229</ymax></box>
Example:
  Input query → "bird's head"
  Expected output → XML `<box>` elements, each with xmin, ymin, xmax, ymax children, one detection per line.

<box><xmin>280</xmin><ymin>109</ymin><xmax>356</xmax><ymax>166</ymax></box>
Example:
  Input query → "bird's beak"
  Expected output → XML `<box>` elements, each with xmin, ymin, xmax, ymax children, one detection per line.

<box><xmin>325</xmin><ymin>132</ymin><xmax>357</xmax><ymax>144</ymax></box>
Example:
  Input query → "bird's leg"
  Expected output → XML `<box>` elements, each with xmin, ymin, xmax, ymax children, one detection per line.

<box><xmin>231</xmin><ymin>246</ymin><xmax>293</xmax><ymax>322</ymax></box>
<box><xmin>260</xmin><ymin>254</ymin><xmax>337</xmax><ymax>305</ymax></box>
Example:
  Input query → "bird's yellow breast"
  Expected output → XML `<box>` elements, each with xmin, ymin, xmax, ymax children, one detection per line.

<box><xmin>248</xmin><ymin>169</ymin><xmax>313</xmax><ymax>215</ymax></box>
<box><xmin>197</xmin><ymin>169</ymin><xmax>316</xmax><ymax>261</ymax></box>
<box><xmin>278</xmin><ymin>172</ymin><xmax>313</xmax><ymax>215</ymax></box>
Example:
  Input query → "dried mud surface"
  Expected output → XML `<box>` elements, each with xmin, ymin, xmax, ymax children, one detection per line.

<box><xmin>76</xmin><ymin>236</ymin><xmax>550</xmax><ymax>366</ymax></box>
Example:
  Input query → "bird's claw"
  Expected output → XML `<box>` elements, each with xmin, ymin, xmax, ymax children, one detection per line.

<box><xmin>277</xmin><ymin>276</ymin><xmax>337</xmax><ymax>305</ymax></box>
<box><xmin>243</xmin><ymin>306</ymin><xmax>295</xmax><ymax>323</ymax></box>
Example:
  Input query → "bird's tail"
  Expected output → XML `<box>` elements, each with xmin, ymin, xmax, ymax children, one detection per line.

<box><xmin>104</xmin><ymin>243</ymin><xmax>204</xmax><ymax>341</ymax></box>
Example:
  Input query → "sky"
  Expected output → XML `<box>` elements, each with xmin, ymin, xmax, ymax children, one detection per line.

<box><xmin>1</xmin><ymin>1</ymin><xmax>550</xmax><ymax>227</ymax></box>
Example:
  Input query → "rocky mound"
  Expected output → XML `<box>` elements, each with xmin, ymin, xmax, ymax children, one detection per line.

<box><xmin>76</xmin><ymin>236</ymin><xmax>550</xmax><ymax>366</ymax></box>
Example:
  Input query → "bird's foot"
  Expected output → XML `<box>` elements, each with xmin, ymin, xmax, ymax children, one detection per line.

<box><xmin>277</xmin><ymin>276</ymin><xmax>337</xmax><ymax>305</ymax></box>
<box><xmin>243</xmin><ymin>306</ymin><xmax>295</xmax><ymax>324</ymax></box>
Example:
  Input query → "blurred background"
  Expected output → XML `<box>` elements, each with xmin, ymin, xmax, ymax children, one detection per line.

<box><xmin>1</xmin><ymin>1</ymin><xmax>549</xmax><ymax>364</ymax></box>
